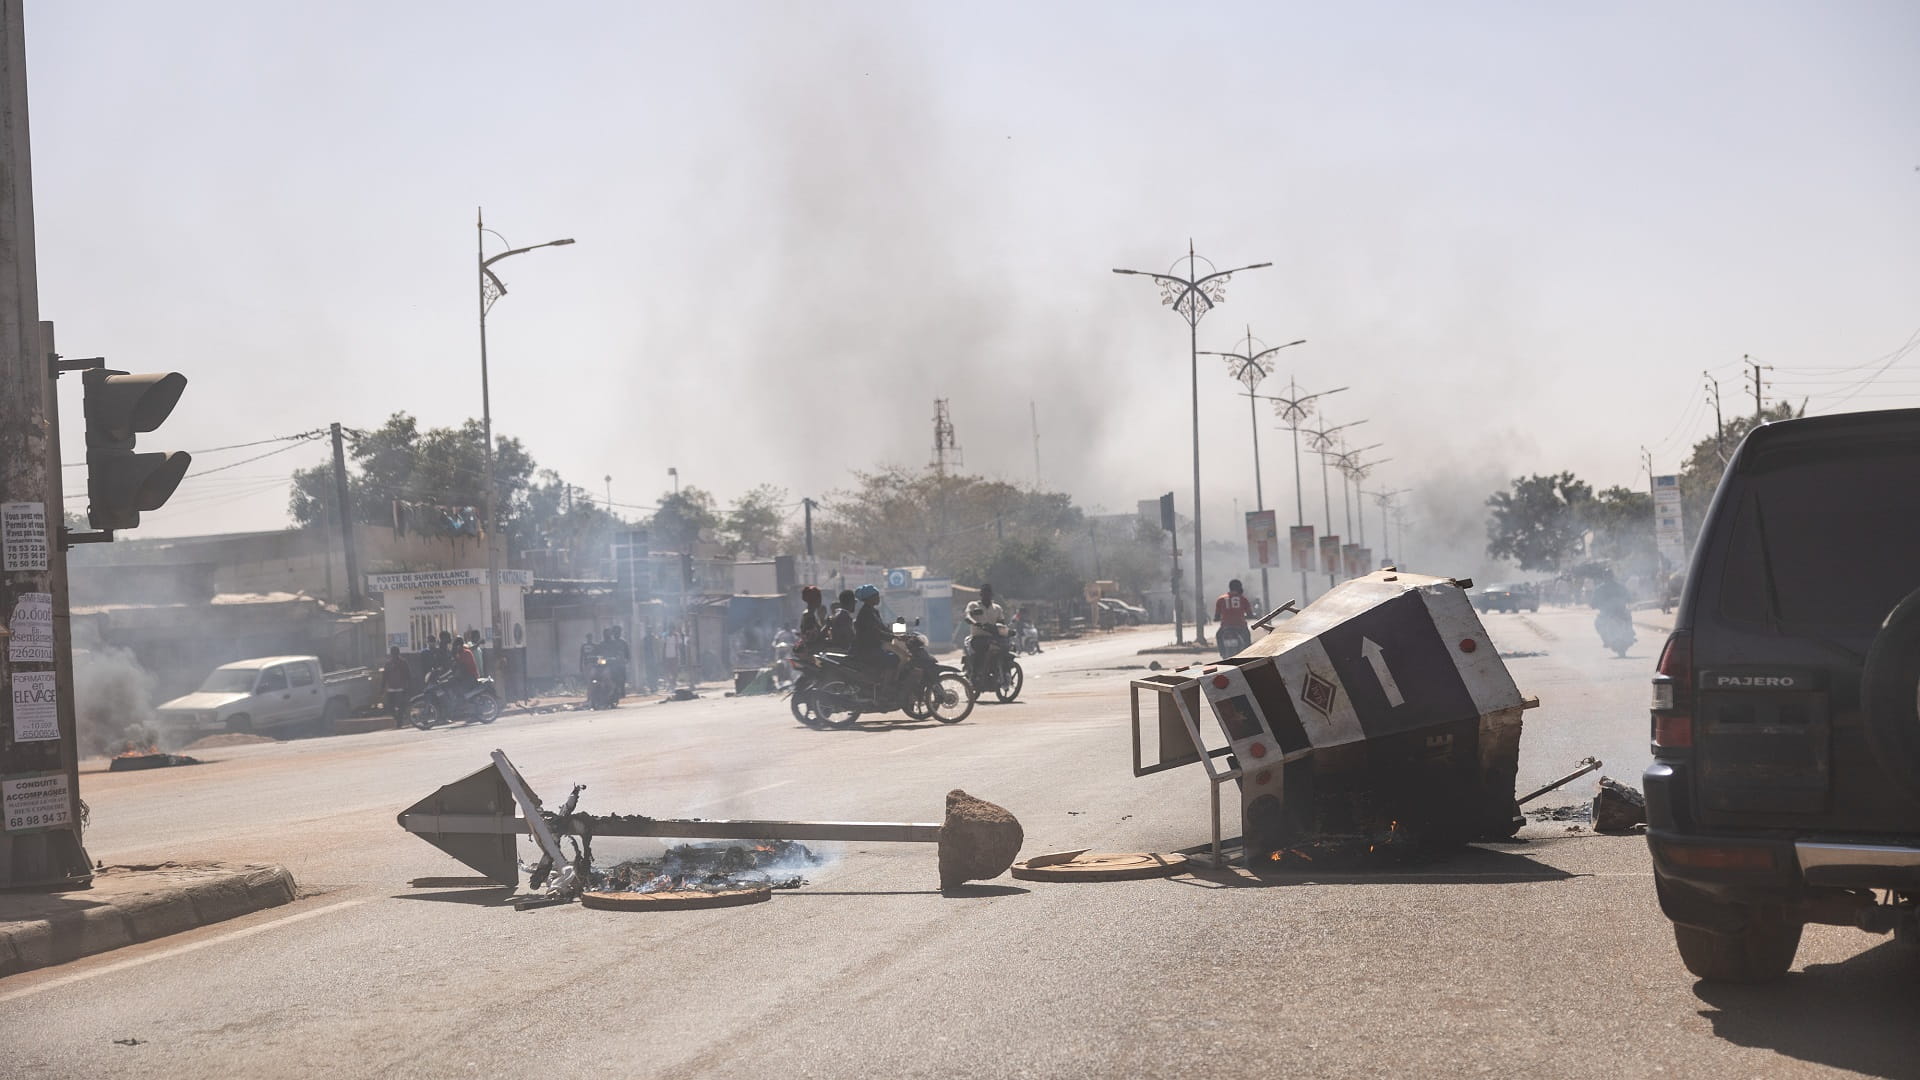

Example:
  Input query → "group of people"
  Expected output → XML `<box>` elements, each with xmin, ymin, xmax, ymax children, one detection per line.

<box><xmin>579</xmin><ymin>624</ymin><xmax>691</xmax><ymax>697</ymax></box>
<box><xmin>790</xmin><ymin>583</ymin><xmax>924</xmax><ymax>689</ymax></box>
<box><xmin>381</xmin><ymin>629</ymin><xmax>485</xmax><ymax>722</ymax></box>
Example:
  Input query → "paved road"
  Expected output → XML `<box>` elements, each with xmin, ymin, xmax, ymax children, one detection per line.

<box><xmin>3</xmin><ymin>612</ymin><xmax>1913</xmax><ymax>1079</ymax></box>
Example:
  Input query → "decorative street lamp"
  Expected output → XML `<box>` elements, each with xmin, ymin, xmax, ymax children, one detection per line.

<box><xmin>477</xmin><ymin>209</ymin><xmax>574</xmax><ymax>675</ymax></box>
<box><xmin>1259</xmin><ymin>379</ymin><xmax>1346</xmax><ymax>602</ymax></box>
<box><xmin>1198</xmin><ymin>329</ymin><xmax>1305</xmax><ymax>609</ymax></box>
<box><xmin>1114</xmin><ymin>243</ymin><xmax>1271</xmax><ymax>642</ymax></box>
<box><xmin>1304</xmin><ymin>423</ymin><xmax>1370</xmax><ymax>587</ymax></box>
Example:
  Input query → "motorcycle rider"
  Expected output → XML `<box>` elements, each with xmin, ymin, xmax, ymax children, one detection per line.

<box><xmin>382</xmin><ymin>647</ymin><xmax>411</xmax><ymax>723</ymax></box>
<box><xmin>797</xmin><ymin>585</ymin><xmax>830</xmax><ymax>654</ymax></box>
<box><xmin>1591</xmin><ymin>569</ymin><xmax>1635</xmax><ymax>653</ymax></box>
<box><xmin>852</xmin><ymin>584</ymin><xmax>899</xmax><ymax>686</ymax></box>
<box><xmin>966</xmin><ymin>584</ymin><xmax>1009</xmax><ymax>685</ymax></box>
<box><xmin>1215</xmin><ymin>579</ymin><xmax>1255</xmax><ymax>657</ymax></box>
<box><xmin>598</xmin><ymin>624</ymin><xmax>630</xmax><ymax>700</ymax></box>
<box><xmin>829</xmin><ymin>589</ymin><xmax>857</xmax><ymax>651</ymax></box>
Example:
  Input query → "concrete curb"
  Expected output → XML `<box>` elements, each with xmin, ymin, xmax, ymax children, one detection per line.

<box><xmin>0</xmin><ymin>862</ymin><xmax>296</xmax><ymax>978</ymax></box>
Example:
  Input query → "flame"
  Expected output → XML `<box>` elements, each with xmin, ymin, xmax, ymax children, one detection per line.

<box><xmin>113</xmin><ymin>744</ymin><xmax>160</xmax><ymax>759</ymax></box>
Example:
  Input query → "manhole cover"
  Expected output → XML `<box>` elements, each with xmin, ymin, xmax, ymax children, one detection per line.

<box><xmin>579</xmin><ymin>885</ymin><xmax>772</xmax><ymax>911</ymax></box>
<box><xmin>1010</xmin><ymin>852</ymin><xmax>1189</xmax><ymax>882</ymax></box>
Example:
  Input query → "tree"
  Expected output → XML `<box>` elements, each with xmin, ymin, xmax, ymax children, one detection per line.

<box><xmin>649</xmin><ymin>486</ymin><xmax>720</xmax><ymax>553</ymax></box>
<box><xmin>1485</xmin><ymin>472</ymin><xmax>1593</xmax><ymax>572</ymax></box>
<box><xmin>970</xmin><ymin>536</ymin><xmax>1082</xmax><ymax>603</ymax></box>
<box><xmin>289</xmin><ymin>412</ymin><xmax>536</xmax><ymax>543</ymax></box>
<box><xmin>725</xmin><ymin>485</ymin><xmax>787</xmax><ymax>557</ymax></box>
<box><xmin>1585</xmin><ymin>486</ymin><xmax>1655</xmax><ymax>567</ymax></box>
<box><xmin>808</xmin><ymin>466</ymin><xmax>1087</xmax><ymax>584</ymax></box>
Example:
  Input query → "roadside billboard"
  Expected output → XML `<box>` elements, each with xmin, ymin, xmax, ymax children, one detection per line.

<box><xmin>1289</xmin><ymin>526</ymin><xmax>1315</xmax><ymax>573</ymax></box>
<box><xmin>1245</xmin><ymin>510</ymin><xmax>1281</xmax><ymax>569</ymax></box>
<box><xmin>1319</xmin><ymin>535</ymin><xmax>1341</xmax><ymax>576</ymax></box>
<box><xmin>1652</xmin><ymin>474</ymin><xmax>1686</xmax><ymax>571</ymax></box>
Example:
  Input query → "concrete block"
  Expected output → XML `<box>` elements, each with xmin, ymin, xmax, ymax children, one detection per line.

<box><xmin>239</xmin><ymin>864</ymin><xmax>297</xmax><ymax>908</ymax></box>
<box><xmin>186</xmin><ymin>876</ymin><xmax>255</xmax><ymax>925</ymax></box>
<box><xmin>120</xmin><ymin>891</ymin><xmax>200</xmax><ymax>941</ymax></box>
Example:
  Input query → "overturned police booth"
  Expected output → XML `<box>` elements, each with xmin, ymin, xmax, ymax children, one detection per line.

<box><xmin>1129</xmin><ymin>568</ymin><xmax>1538</xmax><ymax>867</ymax></box>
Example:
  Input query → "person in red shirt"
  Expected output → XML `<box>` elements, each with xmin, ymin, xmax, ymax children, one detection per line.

<box><xmin>453</xmin><ymin>639</ymin><xmax>480</xmax><ymax>681</ymax></box>
<box><xmin>1215</xmin><ymin>579</ymin><xmax>1256</xmax><ymax>657</ymax></box>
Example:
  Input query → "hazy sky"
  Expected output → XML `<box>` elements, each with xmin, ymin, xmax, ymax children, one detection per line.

<box><xmin>26</xmin><ymin>1</ymin><xmax>1920</xmax><ymax>566</ymax></box>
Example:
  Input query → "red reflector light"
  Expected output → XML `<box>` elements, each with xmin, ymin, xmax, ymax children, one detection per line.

<box><xmin>1459</xmin><ymin>638</ymin><xmax>1477</xmax><ymax>653</ymax></box>
<box><xmin>1211</xmin><ymin>674</ymin><xmax>1230</xmax><ymax>689</ymax></box>
<box><xmin>1659</xmin><ymin>843</ymin><xmax>1776</xmax><ymax>872</ymax></box>
<box><xmin>1248</xmin><ymin>742</ymin><xmax>1267</xmax><ymax>759</ymax></box>
<box><xmin>1653</xmin><ymin>714</ymin><xmax>1693</xmax><ymax>748</ymax></box>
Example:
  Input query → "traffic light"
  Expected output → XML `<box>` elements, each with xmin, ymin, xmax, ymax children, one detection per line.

<box><xmin>1159</xmin><ymin>492</ymin><xmax>1176</xmax><ymax>533</ymax></box>
<box><xmin>82</xmin><ymin>368</ymin><xmax>190</xmax><ymax>532</ymax></box>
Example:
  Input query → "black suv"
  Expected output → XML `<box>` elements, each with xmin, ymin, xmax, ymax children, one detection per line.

<box><xmin>1645</xmin><ymin>409</ymin><xmax>1920</xmax><ymax>982</ymax></box>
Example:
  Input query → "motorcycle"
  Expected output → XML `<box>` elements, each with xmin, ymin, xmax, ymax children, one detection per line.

<box><xmin>1595</xmin><ymin>608</ymin><xmax>1635</xmax><ymax>658</ymax></box>
<box><xmin>1012</xmin><ymin>621</ymin><xmax>1042</xmax><ymax>656</ymax></box>
<box><xmin>965</xmin><ymin>623</ymin><xmax>1024</xmax><ymax>703</ymax></box>
<box><xmin>789</xmin><ymin>622</ymin><xmax>974</xmax><ymax>727</ymax></box>
<box><xmin>1216</xmin><ymin>625</ymin><xmax>1251</xmax><ymax>659</ymax></box>
<box><xmin>410</xmin><ymin>669</ymin><xmax>503</xmax><ymax>728</ymax></box>
<box><xmin>586</xmin><ymin>655</ymin><xmax>620</xmax><ymax>710</ymax></box>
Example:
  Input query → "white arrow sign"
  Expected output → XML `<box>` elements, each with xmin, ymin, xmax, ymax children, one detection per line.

<box><xmin>1360</xmin><ymin>637</ymin><xmax>1404</xmax><ymax>707</ymax></box>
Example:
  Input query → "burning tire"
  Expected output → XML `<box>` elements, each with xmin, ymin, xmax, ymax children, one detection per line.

<box><xmin>926</xmin><ymin>673</ymin><xmax>974</xmax><ymax>724</ymax></box>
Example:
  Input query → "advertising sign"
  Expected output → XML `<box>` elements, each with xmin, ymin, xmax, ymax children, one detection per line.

<box><xmin>1652</xmin><ymin>475</ymin><xmax>1687</xmax><ymax>571</ymax></box>
<box><xmin>1320</xmin><ymin>535</ymin><xmax>1342</xmax><ymax>576</ymax></box>
<box><xmin>1289</xmin><ymin>526</ymin><xmax>1315</xmax><ymax>573</ymax></box>
<box><xmin>1342</xmin><ymin>543</ymin><xmax>1363</xmax><ymax>578</ymax></box>
<box><xmin>2</xmin><ymin>501</ymin><xmax>47</xmax><ymax>571</ymax></box>
<box><xmin>10</xmin><ymin>671</ymin><xmax>57</xmax><ymax>741</ymax></box>
<box><xmin>2</xmin><ymin>773</ymin><xmax>71</xmax><ymax>832</ymax></box>
<box><xmin>8</xmin><ymin>591</ymin><xmax>52</xmax><ymax>663</ymax></box>
<box><xmin>1245</xmin><ymin>510</ymin><xmax>1280</xmax><ymax>569</ymax></box>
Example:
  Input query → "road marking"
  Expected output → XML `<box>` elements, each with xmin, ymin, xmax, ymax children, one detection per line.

<box><xmin>0</xmin><ymin>897</ymin><xmax>368</xmax><ymax>1003</ymax></box>
<box><xmin>1358</xmin><ymin>636</ymin><xmax>1404</xmax><ymax>707</ymax></box>
<box><xmin>682</xmin><ymin>779</ymin><xmax>792</xmax><ymax>810</ymax></box>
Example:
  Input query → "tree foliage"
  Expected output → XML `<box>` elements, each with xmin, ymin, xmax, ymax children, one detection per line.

<box><xmin>289</xmin><ymin>413</ymin><xmax>536</xmax><ymax>539</ymax></box>
<box><xmin>1485</xmin><ymin>472</ymin><xmax>1593</xmax><ymax>572</ymax></box>
<box><xmin>726</xmin><ymin>485</ymin><xmax>787</xmax><ymax>557</ymax></box>
<box><xmin>650</xmin><ymin>486</ymin><xmax>720</xmax><ymax>553</ymax></box>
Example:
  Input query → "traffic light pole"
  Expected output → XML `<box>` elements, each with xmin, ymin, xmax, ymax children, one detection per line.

<box><xmin>0</xmin><ymin>2</ymin><xmax>90</xmax><ymax>889</ymax></box>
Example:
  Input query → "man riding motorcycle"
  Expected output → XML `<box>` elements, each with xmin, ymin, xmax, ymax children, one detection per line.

<box><xmin>1591</xmin><ymin>570</ymin><xmax>1635</xmax><ymax>657</ymax></box>
<box><xmin>965</xmin><ymin>584</ymin><xmax>1011</xmax><ymax>686</ymax></box>
<box><xmin>1215</xmin><ymin>578</ymin><xmax>1255</xmax><ymax>658</ymax></box>
<box><xmin>851</xmin><ymin>584</ymin><xmax>903</xmax><ymax>687</ymax></box>
<box><xmin>597</xmin><ymin>624</ymin><xmax>630</xmax><ymax>700</ymax></box>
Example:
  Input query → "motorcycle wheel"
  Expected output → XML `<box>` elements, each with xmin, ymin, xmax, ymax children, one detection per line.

<box><xmin>995</xmin><ymin>659</ymin><xmax>1024</xmax><ymax>703</ymax></box>
<box><xmin>474</xmin><ymin>693</ymin><xmax>501</xmax><ymax>724</ymax></box>
<box><xmin>903</xmin><ymin>679</ymin><xmax>933</xmax><ymax>720</ymax></box>
<box><xmin>409</xmin><ymin>696</ymin><xmax>436</xmax><ymax>730</ymax></box>
<box><xmin>789</xmin><ymin>676</ymin><xmax>819</xmax><ymax>726</ymax></box>
<box><xmin>927</xmin><ymin>673</ymin><xmax>975</xmax><ymax>724</ymax></box>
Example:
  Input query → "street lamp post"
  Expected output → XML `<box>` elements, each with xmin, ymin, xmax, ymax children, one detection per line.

<box><xmin>1114</xmin><ymin>243</ymin><xmax>1271</xmax><ymax>643</ymax></box>
<box><xmin>1258</xmin><ymin>379</ymin><xmax>1346</xmax><ymax>602</ymax></box>
<box><xmin>1198</xmin><ymin>330</ymin><xmax>1305</xmax><ymax>610</ymax></box>
<box><xmin>477</xmin><ymin>208</ymin><xmax>574</xmax><ymax>681</ymax></box>
<box><xmin>1371</xmin><ymin>488</ymin><xmax>1408</xmax><ymax>564</ymax></box>
<box><xmin>1304</xmin><ymin>423</ymin><xmax>1369</xmax><ymax>585</ymax></box>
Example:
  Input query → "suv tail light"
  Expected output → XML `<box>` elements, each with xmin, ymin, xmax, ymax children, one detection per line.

<box><xmin>1652</xmin><ymin>631</ymin><xmax>1693</xmax><ymax>748</ymax></box>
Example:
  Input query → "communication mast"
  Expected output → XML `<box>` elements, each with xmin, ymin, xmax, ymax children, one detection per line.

<box><xmin>931</xmin><ymin>399</ymin><xmax>962</xmax><ymax>476</ymax></box>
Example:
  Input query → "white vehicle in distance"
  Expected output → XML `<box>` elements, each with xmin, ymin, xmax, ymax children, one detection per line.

<box><xmin>156</xmin><ymin>656</ymin><xmax>375</xmax><ymax>739</ymax></box>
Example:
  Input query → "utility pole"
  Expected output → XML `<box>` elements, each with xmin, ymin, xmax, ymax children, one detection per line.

<box><xmin>0</xmin><ymin>2</ymin><xmax>89</xmax><ymax>889</ymax></box>
<box><xmin>330</xmin><ymin>422</ymin><xmax>361</xmax><ymax>610</ymax></box>
<box><xmin>1029</xmin><ymin>400</ymin><xmax>1041</xmax><ymax>490</ymax></box>
<box><xmin>1743</xmin><ymin>354</ymin><xmax>1772</xmax><ymax>421</ymax></box>
<box><xmin>1703</xmin><ymin>371</ymin><xmax>1725</xmax><ymax>459</ymax></box>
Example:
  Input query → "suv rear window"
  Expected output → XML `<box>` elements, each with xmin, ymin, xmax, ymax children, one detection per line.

<box><xmin>1715</xmin><ymin>440</ymin><xmax>1920</xmax><ymax>631</ymax></box>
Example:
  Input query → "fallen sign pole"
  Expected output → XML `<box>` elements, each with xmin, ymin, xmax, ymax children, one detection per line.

<box><xmin>1516</xmin><ymin>756</ymin><xmax>1602</xmax><ymax>807</ymax></box>
<box><xmin>397</xmin><ymin>750</ymin><xmax>1021</xmax><ymax>897</ymax></box>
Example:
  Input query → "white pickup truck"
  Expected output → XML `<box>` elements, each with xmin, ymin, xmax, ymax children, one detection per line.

<box><xmin>156</xmin><ymin>656</ymin><xmax>376</xmax><ymax>738</ymax></box>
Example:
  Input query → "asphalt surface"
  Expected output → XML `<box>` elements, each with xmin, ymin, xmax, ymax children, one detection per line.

<box><xmin>2</xmin><ymin>610</ymin><xmax>1913</xmax><ymax>1079</ymax></box>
